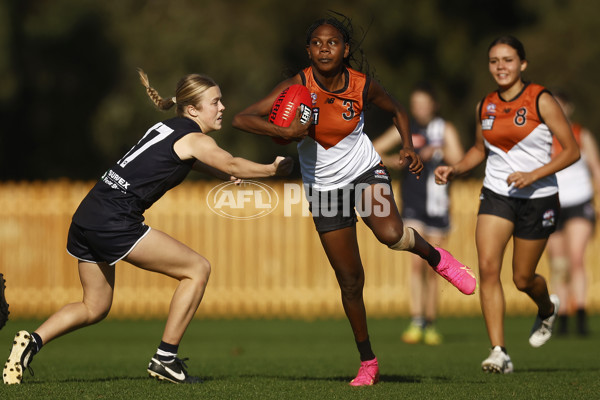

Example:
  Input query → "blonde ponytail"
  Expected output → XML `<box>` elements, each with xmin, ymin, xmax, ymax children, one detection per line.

<box><xmin>137</xmin><ymin>68</ymin><xmax>176</xmax><ymax>111</ymax></box>
<box><xmin>137</xmin><ymin>68</ymin><xmax>218</xmax><ymax>117</ymax></box>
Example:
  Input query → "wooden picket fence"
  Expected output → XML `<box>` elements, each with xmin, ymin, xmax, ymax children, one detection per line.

<box><xmin>0</xmin><ymin>179</ymin><xmax>598</xmax><ymax>319</ymax></box>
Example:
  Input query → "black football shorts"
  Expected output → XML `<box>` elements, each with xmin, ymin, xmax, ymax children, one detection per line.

<box><xmin>67</xmin><ymin>222</ymin><xmax>151</xmax><ymax>265</ymax></box>
<box><xmin>478</xmin><ymin>187</ymin><xmax>559</xmax><ymax>240</ymax></box>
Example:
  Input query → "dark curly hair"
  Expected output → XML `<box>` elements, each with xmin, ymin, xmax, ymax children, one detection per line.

<box><xmin>305</xmin><ymin>11</ymin><xmax>372</xmax><ymax>76</ymax></box>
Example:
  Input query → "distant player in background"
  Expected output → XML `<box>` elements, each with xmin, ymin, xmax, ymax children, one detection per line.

<box><xmin>233</xmin><ymin>13</ymin><xmax>476</xmax><ymax>386</ymax></box>
<box><xmin>3</xmin><ymin>70</ymin><xmax>293</xmax><ymax>385</ymax></box>
<box><xmin>435</xmin><ymin>36</ymin><xmax>579</xmax><ymax>374</ymax></box>
<box><xmin>373</xmin><ymin>83</ymin><xmax>464</xmax><ymax>346</ymax></box>
<box><xmin>546</xmin><ymin>89</ymin><xmax>600</xmax><ymax>336</ymax></box>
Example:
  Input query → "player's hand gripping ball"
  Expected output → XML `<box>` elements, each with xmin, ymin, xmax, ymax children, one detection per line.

<box><xmin>269</xmin><ymin>84</ymin><xmax>312</xmax><ymax>144</ymax></box>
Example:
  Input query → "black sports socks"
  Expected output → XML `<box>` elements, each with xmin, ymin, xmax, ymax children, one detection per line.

<box><xmin>356</xmin><ymin>337</ymin><xmax>376</xmax><ymax>362</ymax></box>
<box><xmin>156</xmin><ymin>341</ymin><xmax>179</xmax><ymax>362</ymax></box>
<box><xmin>426</xmin><ymin>245</ymin><xmax>441</xmax><ymax>268</ymax></box>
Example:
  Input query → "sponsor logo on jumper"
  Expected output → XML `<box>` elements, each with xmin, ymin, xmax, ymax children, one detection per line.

<box><xmin>486</xmin><ymin>103</ymin><xmax>496</xmax><ymax>113</ymax></box>
<box><xmin>312</xmin><ymin>107</ymin><xmax>320</xmax><ymax>125</ymax></box>
<box><xmin>299</xmin><ymin>104</ymin><xmax>313</xmax><ymax>124</ymax></box>
<box><xmin>102</xmin><ymin>169</ymin><xmax>130</xmax><ymax>193</ymax></box>
<box><xmin>482</xmin><ymin>116</ymin><xmax>495</xmax><ymax>130</ymax></box>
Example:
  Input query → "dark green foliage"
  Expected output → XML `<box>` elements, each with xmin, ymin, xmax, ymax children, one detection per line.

<box><xmin>1</xmin><ymin>1</ymin><xmax>598</xmax><ymax>180</ymax></box>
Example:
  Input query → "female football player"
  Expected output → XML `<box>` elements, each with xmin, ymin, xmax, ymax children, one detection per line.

<box><xmin>233</xmin><ymin>14</ymin><xmax>476</xmax><ymax>386</ymax></box>
<box><xmin>435</xmin><ymin>36</ymin><xmax>579</xmax><ymax>373</ymax></box>
<box><xmin>545</xmin><ymin>89</ymin><xmax>600</xmax><ymax>336</ymax></box>
<box><xmin>3</xmin><ymin>69</ymin><xmax>293</xmax><ymax>385</ymax></box>
<box><xmin>373</xmin><ymin>83</ymin><xmax>465</xmax><ymax>346</ymax></box>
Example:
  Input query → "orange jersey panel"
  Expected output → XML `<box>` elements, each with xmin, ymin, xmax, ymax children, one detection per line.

<box><xmin>480</xmin><ymin>83</ymin><xmax>548</xmax><ymax>153</ymax></box>
<box><xmin>300</xmin><ymin>66</ymin><xmax>369</xmax><ymax>150</ymax></box>
<box><xmin>552</xmin><ymin>122</ymin><xmax>581</xmax><ymax>156</ymax></box>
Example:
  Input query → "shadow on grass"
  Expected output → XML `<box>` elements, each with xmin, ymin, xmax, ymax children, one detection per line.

<box><xmin>25</xmin><ymin>376</ymin><xmax>150</xmax><ymax>384</ymax></box>
<box><xmin>237</xmin><ymin>374</ymin><xmax>451</xmax><ymax>384</ymax></box>
<box><xmin>516</xmin><ymin>367</ymin><xmax>600</xmax><ymax>373</ymax></box>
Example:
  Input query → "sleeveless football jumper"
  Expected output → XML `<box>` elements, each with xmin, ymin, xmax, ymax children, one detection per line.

<box><xmin>67</xmin><ymin>117</ymin><xmax>198</xmax><ymax>264</ymax></box>
<box><xmin>298</xmin><ymin>66</ymin><xmax>381</xmax><ymax>191</ymax></box>
<box><xmin>479</xmin><ymin>82</ymin><xmax>557</xmax><ymax>199</ymax></box>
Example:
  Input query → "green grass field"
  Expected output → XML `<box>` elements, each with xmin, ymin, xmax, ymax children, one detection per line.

<box><xmin>0</xmin><ymin>316</ymin><xmax>598</xmax><ymax>399</ymax></box>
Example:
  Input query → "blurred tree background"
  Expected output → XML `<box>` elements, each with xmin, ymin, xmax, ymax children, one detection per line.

<box><xmin>1</xmin><ymin>0</ymin><xmax>599</xmax><ymax>180</ymax></box>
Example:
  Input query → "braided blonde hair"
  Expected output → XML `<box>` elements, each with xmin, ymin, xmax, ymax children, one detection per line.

<box><xmin>137</xmin><ymin>68</ymin><xmax>218</xmax><ymax>117</ymax></box>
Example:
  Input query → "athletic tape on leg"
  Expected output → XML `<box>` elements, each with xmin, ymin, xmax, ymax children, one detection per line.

<box><xmin>389</xmin><ymin>226</ymin><xmax>415</xmax><ymax>251</ymax></box>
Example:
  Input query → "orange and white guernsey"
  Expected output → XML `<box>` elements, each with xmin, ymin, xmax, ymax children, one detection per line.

<box><xmin>552</xmin><ymin>123</ymin><xmax>593</xmax><ymax>207</ymax></box>
<box><xmin>298</xmin><ymin>66</ymin><xmax>381</xmax><ymax>190</ymax></box>
<box><xmin>479</xmin><ymin>82</ymin><xmax>557</xmax><ymax>199</ymax></box>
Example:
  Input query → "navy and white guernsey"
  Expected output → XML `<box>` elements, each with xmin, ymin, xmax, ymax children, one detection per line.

<box><xmin>72</xmin><ymin>117</ymin><xmax>198</xmax><ymax>230</ymax></box>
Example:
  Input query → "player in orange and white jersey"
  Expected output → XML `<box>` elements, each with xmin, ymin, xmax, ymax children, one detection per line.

<box><xmin>545</xmin><ymin>90</ymin><xmax>600</xmax><ymax>336</ymax></box>
<box><xmin>234</xmin><ymin>13</ymin><xmax>477</xmax><ymax>386</ymax></box>
<box><xmin>435</xmin><ymin>36</ymin><xmax>580</xmax><ymax>374</ymax></box>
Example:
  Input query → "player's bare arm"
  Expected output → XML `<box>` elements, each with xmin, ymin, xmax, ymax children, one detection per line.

<box><xmin>368</xmin><ymin>79</ymin><xmax>422</xmax><ymax>175</ymax></box>
<box><xmin>177</xmin><ymin>133</ymin><xmax>292</xmax><ymax>178</ymax></box>
<box><xmin>232</xmin><ymin>76</ymin><xmax>309</xmax><ymax>141</ymax></box>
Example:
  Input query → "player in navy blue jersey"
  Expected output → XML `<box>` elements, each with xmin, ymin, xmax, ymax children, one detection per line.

<box><xmin>374</xmin><ymin>83</ymin><xmax>464</xmax><ymax>346</ymax></box>
<box><xmin>3</xmin><ymin>69</ymin><xmax>293</xmax><ymax>385</ymax></box>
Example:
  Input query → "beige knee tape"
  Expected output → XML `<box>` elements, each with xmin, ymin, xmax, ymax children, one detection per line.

<box><xmin>389</xmin><ymin>226</ymin><xmax>415</xmax><ymax>251</ymax></box>
<box><xmin>550</xmin><ymin>257</ymin><xmax>569</xmax><ymax>282</ymax></box>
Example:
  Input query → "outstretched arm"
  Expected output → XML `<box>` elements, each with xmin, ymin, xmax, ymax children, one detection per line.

<box><xmin>176</xmin><ymin>133</ymin><xmax>293</xmax><ymax>178</ymax></box>
<box><xmin>192</xmin><ymin>160</ymin><xmax>239</xmax><ymax>181</ymax></box>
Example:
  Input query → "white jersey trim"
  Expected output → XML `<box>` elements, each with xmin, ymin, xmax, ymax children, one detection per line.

<box><xmin>297</xmin><ymin>112</ymin><xmax>381</xmax><ymax>190</ymax></box>
<box><xmin>483</xmin><ymin>124</ymin><xmax>557</xmax><ymax>199</ymax></box>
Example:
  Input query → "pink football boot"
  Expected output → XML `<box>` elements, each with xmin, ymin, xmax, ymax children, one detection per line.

<box><xmin>349</xmin><ymin>357</ymin><xmax>380</xmax><ymax>386</ymax></box>
<box><xmin>434</xmin><ymin>248</ymin><xmax>477</xmax><ymax>295</ymax></box>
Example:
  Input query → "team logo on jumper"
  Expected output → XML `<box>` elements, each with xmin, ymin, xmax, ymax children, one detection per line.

<box><xmin>482</xmin><ymin>116</ymin><xmax>495</xmax><ymax>130</ymax></box>
<box><xmin>311</xmin><ymin>92</ymin><xmax>318</xmax><ymax>105</ymax></box>
<box><xmin>207</xmin><ymin>181</ymin><xmax>278</xmax><ymax>220</ymax></box>
<box><xmin>486</xmin><ymin>103</ymin><xmax>497</xmax><ymax>113</ymax></box>
<box><xmin>542</xmin><ymin>209</ymin><xmax>556</xmax><ymax>227</ymax></box>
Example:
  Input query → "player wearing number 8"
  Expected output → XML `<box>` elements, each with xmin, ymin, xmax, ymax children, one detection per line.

<box><xmin>434</xmin><ymin>36</ymin><xmax>580</xmax><ymax>373</ymax></box>
<box><xmin>3</xmin><ymin>69</ymin><xmax>294</xmax><ymax>385</ymax></box>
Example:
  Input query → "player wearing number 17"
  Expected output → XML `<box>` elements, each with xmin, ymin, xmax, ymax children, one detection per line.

<box><xmin>3</xmin><ymin>69</ymin><xmax>293</xmax><ymax>385</ymax></box>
